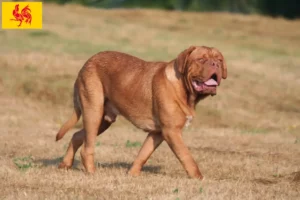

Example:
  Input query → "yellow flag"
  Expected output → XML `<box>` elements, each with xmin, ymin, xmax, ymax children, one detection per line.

<box><xmin>2</xmin><ymin>2</ymin><xmax>43</xmax><ymax>29</ymax></box>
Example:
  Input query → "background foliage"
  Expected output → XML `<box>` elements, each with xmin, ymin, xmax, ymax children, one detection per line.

<box><xmin>42</xmin><ymin>0</ymin><xmax>300</xmax><ymax>19</ymax></box>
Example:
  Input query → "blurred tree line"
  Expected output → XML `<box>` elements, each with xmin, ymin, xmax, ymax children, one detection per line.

<box><xmin>43</xmin><ymin>0</ymin><xmax>300</xmax><ymax>19</ymax></box>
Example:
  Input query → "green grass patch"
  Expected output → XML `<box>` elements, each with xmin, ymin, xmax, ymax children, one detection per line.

<box><xmin>28</xmin><ymin>30</ymin><xmax>54</xmax><ymax>37</ymax></box>
<box><xmin>199</xmin><ymin>187</ymin><xmax>203</xmax><ymax>193</ymax></box>
<box><xmin>125</xmin><ymin>140</ymin><xmax>142</xmax><ymax>148</ymax></box>
<box><xmin>13</xmin><ymin>156</ymin><xmax>35</xmax><ymax>171</ymax></box>
<box><xmin>240</xmin><ymin>128</ymin><xmax>269</xmax><ymax>135</ymax></box>
<box><xmin>173</xmin><ymin>188</ymin><xmax>179</xmax><ymax>193</ymax></box>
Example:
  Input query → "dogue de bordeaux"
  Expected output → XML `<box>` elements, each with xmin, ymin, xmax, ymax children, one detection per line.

<box><xmin>55</xmin><ymin>45</ymin><xmax>227</xmax><ymax>179</ymax></box>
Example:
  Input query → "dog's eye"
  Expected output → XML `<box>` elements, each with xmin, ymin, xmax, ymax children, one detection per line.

<box><xmin>197</xmin><ymin>58</ymin><xmax>205</xmax><ymax>62</ymax></box>
<box><xmin>218</xmin><ymin>59</ymin><xmax>223</xmax><ymax>62</ymax></box>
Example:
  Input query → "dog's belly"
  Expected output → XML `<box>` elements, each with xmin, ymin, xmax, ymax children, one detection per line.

<box><xmin>107</xmin><ymin>101</ymin><xmax>160</xmax><ymax>132</ymax></box>
<box><xmin>120</xmin><ymin>110</ymin><xmax>160</xmax><ymax>132</ymax></box>
<box><xmin>128</xmin><ymin>117</ymin><xmax>160</xmax><ymax>132</ymax></box>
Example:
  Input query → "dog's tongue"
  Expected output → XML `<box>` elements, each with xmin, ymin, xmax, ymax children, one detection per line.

<box><xmin>204</xmin><ymin>79</ymin><xmax>218</xmax><ymax>86</ymax></box>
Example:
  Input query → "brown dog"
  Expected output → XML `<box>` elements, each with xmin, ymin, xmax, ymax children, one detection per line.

<box><xmin>55</xmin><ymin>46</ymin><xmax>227</xmax><ymax>179</ymax></box>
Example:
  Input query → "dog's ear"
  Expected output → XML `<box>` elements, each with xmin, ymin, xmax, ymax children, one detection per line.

<box><xmin>214</xmin><ymin>48</ymin><xmax>227</xmax><ymax>79</ymax></box>
<box><xmin>175</xmin><ymin>46</ymin><xmax>196</xmax><ymax>74</ymax></box>
<box><xmin>221</xmin><ymin>56</ymin><xmax>227</xmax><ymax>79</ymax></box>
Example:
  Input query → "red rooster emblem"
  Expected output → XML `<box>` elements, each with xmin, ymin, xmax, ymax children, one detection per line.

<box><xmin>10</xmin><ymin>4</ymin><xmax>32</xmax><ymax>27</ymax></box>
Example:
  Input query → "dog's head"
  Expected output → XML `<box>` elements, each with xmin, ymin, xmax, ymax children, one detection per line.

<box><xmin>175</xmin><ymin>46</ymin><xmax>227</xmax><ymax>96</ymax></box>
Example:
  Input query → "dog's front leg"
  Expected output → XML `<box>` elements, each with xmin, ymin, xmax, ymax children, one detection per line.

<box><xmin>128</xmin><ymin>132</ymin><xmax>164</xmax><ymax>176</ymax></box>
<box><xmin>162</xmin><ymin>128</ymin><xmax>203</xmax><ymax>179</ymax></box>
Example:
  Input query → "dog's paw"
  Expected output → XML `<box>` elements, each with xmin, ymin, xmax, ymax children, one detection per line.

<box><xmin>127</xmin><ymin>169</ymin><xmax>141</xmax><ymax>177</ymax></box>
<box><xmin>58</xmin><ymin>162</ymin><xmax>72</xmax><ymax>170</ymax></box>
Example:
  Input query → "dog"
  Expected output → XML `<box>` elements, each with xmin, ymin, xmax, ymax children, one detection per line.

<box><xmin>55</xmin><ymin>45</ymin><xmax>227</xmax><ymax>179</ymax></box>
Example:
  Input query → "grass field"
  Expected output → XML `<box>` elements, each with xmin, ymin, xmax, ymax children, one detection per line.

<box><xmin>1</xmin><ymin>3</ymin><xmax>300</xmax><ymax>200</ymax></box>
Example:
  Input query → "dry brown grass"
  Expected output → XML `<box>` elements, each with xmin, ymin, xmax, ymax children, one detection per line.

<box><xmin>0</xmin><ymin>3</ymin><xmax>300</xmax><ymax>200</ymax></box>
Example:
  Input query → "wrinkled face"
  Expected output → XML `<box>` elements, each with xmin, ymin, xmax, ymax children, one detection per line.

<box><xmin>176</xmin><ymin>46</ymin><xmax>227</xmax><ymax>96</ymax></box>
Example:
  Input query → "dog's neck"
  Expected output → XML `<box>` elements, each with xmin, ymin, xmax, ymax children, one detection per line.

<box><xmin>164</xmin><ymin>60</ymin><xmax>203</xmax><ymax>115</ymax></box>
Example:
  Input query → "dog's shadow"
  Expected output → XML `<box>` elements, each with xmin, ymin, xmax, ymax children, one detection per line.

<box><xmin>35</xmin><ymin>158</ymin><xmax>161</xmax><ymax>174</ymax></box>
<box><xmin>98</xmin><ymin>162</ymin><xmax>161</xmax><ymax>174</ymax></box>
<box><xmin>35</xmin><ymin>157</ymin><xmax>81</xmax><ymax>169</ymax></box>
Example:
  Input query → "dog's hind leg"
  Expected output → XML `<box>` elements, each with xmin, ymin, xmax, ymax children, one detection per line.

<box><xmin>128</xmin><ymin>132</ymin><xmax>164</xmax><ymax>176</ymax></box>
<box><xmin>77</xmin><ymin>69</ymin><xmax>105</xmax><ymax>173</ymax></box>
<box><xmin>58</xmin><ymin>118</ymin><xmax>113</xmax><ymax>169</ymax></box>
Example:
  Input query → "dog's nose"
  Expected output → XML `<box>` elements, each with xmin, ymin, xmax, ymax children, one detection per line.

<box><xmin>211</xmin><ymin>61</ymin><xmax>217</xmax><ymax>67</ymax></box>
<box><xmin>207</xmin><ymin>60</ymin><xmax>218</xmax><ymax>68</ymax></box>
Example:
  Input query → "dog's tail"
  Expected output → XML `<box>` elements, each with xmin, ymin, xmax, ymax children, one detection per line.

<box><xmin>56</xmin><ymin>84</ymin><xmax>81</xmax><ymax>141</ymax></box>
<box><xmin>55</xmin><ymin>107</ymin><xmax>81</xmax><ymax>141</ymax></box>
